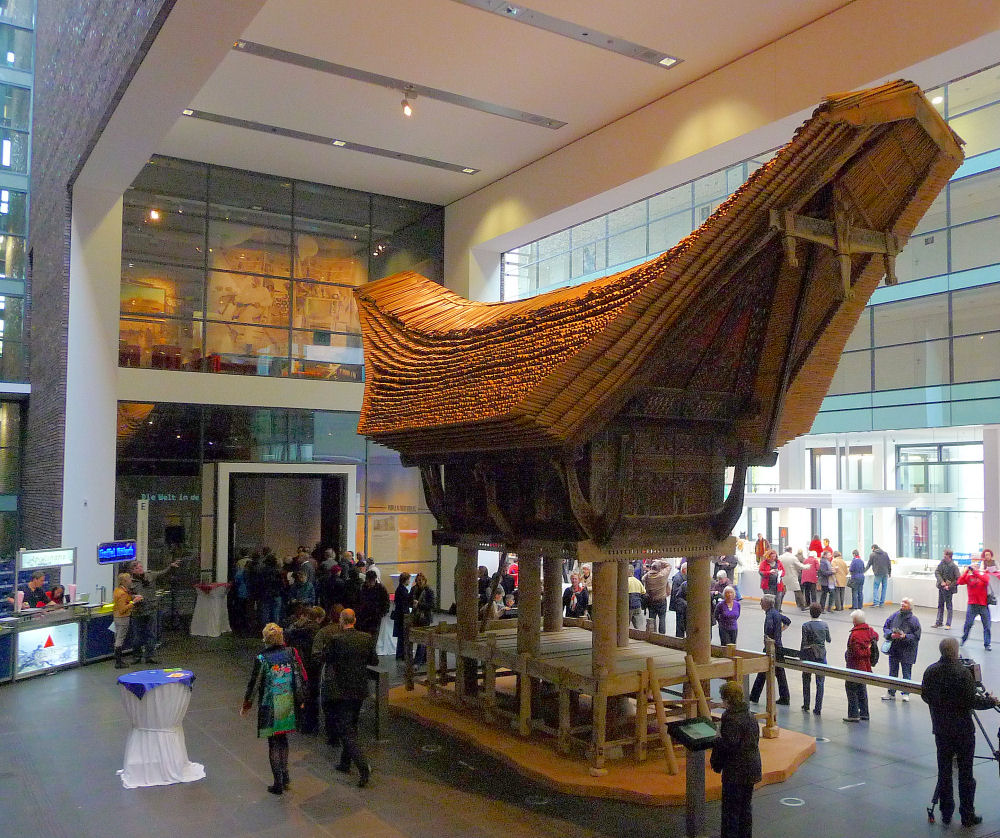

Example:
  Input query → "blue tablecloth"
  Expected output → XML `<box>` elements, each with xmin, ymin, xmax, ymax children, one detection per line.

<box><xmin>117</xmin><ymin>668</ymin><xmax>195</xmax><ymax>699</ymax></box>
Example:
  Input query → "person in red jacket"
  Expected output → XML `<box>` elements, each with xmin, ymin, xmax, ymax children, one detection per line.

<box><xmin>800</xmin><ymin>551</ymin><xmax>820</xmax><ymax>607</ymax></box>
<box><xmin>758</xmin><ymin>549</ymin><xmax>786</xmax><ymax>612</ymax></box>
<box><xmin>808</xmin><ymin>534</ymin><xmax>824</xmax><ymax>556</ymax></box>
<box><xmin>959</xmin><ymin>560</ymin><xmax>992</xmax><ymax>650</ymax></box>
<box><xmin>844</xmin><ymin>609</ymin><xmax>879</xmax><ymax>722</ymax></box>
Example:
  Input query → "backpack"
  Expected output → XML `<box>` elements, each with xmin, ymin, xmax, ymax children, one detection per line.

<box><xmin>869</xmin><ymin>637</ymin><xmax>880</xmax><ymax>667</ymax></box>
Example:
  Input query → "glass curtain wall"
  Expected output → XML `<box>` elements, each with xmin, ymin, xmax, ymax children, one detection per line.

<box><xmin>896</xmin><ymin>441</ymin><xmax>983</xmax><ymax>560</ymax></box>
<box><xmin>116</xmin><ymin>402</ymin><xmax>438</xmax><ymax>589</ymax></box>
<box><xmin>503</xmin><ymin>62</ymin><xmax>1000</xmax><ymax>435</ymax></box>
<box><xmin>120</xmin><ymin>157</ymin><xmax>444</xmax><ymax>380</ymax></box>
<box><xmin>501</xmin><ymin>153</ymin><xmax>775</xmax><ymax>300</ymax></box>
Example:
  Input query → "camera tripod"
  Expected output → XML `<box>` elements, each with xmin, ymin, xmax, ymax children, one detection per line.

<box><xmin>926</xmin><ymin>700</ymin><xmax>1000</xmax><ymax>823</ymax></box>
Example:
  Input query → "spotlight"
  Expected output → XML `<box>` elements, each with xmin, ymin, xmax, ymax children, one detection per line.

<box><xmin>148</xmin><ymin>209</ymin><xmax>161</xmax><ymax>221</ymax></box>
<box><xmin>401</xmin><ymin>85</ymin><xmax>417</xmax><ymax>118</ymax></box>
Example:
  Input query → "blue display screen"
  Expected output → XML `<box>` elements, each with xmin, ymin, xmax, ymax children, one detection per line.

<box><xmin>97</xmin><ymin>541</ymin><xmax>137</xmax><ymax>564</ymax></box>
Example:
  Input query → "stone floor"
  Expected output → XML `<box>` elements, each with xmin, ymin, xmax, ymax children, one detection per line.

<box><xmin>1</xmin><ymin>600</ymin><xmax>999</xmax><ymax>837</ymax></box>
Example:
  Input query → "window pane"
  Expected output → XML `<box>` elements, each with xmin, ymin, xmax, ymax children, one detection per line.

<box><xmin>0</xmin><ymin>188</ymin><xmax>26</xmax><ymax>235</ymax></box>
<box><xmin>536</xmin><ymin>252</ymin><xmax>570</xmax><ymax>291</ymax></box>
<box><xmin>292</xmin><ymin>282</ymin><xmax>359</xmax><ymax>333</ymax></box>
<box><xmin>0</xmin><ymin>0</ymin><xmax>33</xmax><ymax>27</ymax></box>
<box><xmin>874</xmin><ymin>339</ymin><xmax>949</xmax><ymax>389</ymax></box>
<box><xmin>571</xmin><ymin>217</ymin><xmax>606</xmax><ymax>246</ymax></box>
<box><xmin>206</xmin><ymin>272</ymin><xmax>289</xmax><ymax>328</ymax></box>
<box><xmin>607</xmin><ymin>202</ymin><xmax>646</xmax><ymax>236</ymax></box>
<box><xmin>913</xmin><ymin>187</ymin><xmax>948</xmax><ymax>235</ymax></box>
<box><xmin>207</xmin><ymin>217</ymin><xmax>291</xmax><ymax>277</ymax></box>
<box><xmin>291</xmin><ymin>329</ymin><xmax>363</xmax><ymax>381</ymax></box>
<box><xmin>131</xmin><ymin>158</ymin><xmax>208</xmax><ymax>203</ymax></box>
<box><xmin>0</xmin><ymin>83</ymin><xmax>30</xmax><ymax>131</ymax></box>
<box><xmin>0</xmin><ymin>232</ymin><xmax>25</xmax><ymax>279</ymax></box>
<box><xmin>0</xmin><ymin>129</ymin><xmax>28</xmax><ymax>173</ymax></box>
<box><xmin>209</xmin><ymin>167</ymin><xmax>291</xmax><ymax>215</ymax></box>
<box><xmin>0</xmin><ymin>25</ymin><xmax>32</xmax><ymax>72</ymax></box>
<box><xmin>946</xmin><ymin>68</ymin><xmax>1000</xmax><ymax>118</ymax></box>
<box><xmin>648</xmin><ymin>184</ymin><xmax>692</xmax><ymax>219</ymax></box>
<box><xmin>607</xmin><ymin>226</ymin><xmax>646</xmax><ymax>267</ymax></box>
<box><xmin>648</xmin><ymin>211</ymin><xmax>694</xmax><ymax>254</ymax></box>
<box><xmin>827</xmin><ymin>350</ymin><xmax>871</xmax><ymax>395</ymax></box>
<box><xmin>121</xmin><ymin>262</ymin><xmax>203</xmax><ymax>319</ymax></box>
<box><xmin>942</xmin><ymin>443</ymin><xmax>983</xmax><ymax>462</ymax></box>
<box><xmin>294</xmin><ymin>228</ymin><xmax>367</xmax><ymax>285</ymax></box>
<box><xmin>950</xmin><ymin>169</ymin><xmax>1000</xmax><ymax>226</ymax></box>
<box><xmin>951</xmin><ymin>215</ymin><xmax>1000</xmax><ymax>274</ymax></box>
<box><xmin>570</xmin><ymin>242</ymin><xmax>605</xmax><ymax>278</ymax></box>
<box><xmin>949</xmin><ymin>102</ymin><xmax>1000</xmax><ymax>157</ymax></box>
<box><xmin>952</xmin><ymin>284</ymin><xmax>1000</xmax><ymax>337</ymax></box>
<box><xmin>119</xmin><ymin>317</ymin><xmax>201</xmax><ymax>370</ymax></box>
<box><xmin>123</xmin><ymin>199</ymin><xmax>206</xmax><ymax>268</ymax></box>
<box><xmin>895</xmin><ymin>231</ymin><xmax>947</xmax><ymax>281</ymax></box>
<box><xmin>371</xmin><ymin>205</ymin><xmax>443</xmax><ymax>284</ymax></box>
<box><xmin>205</xmin><ymin>322</ymin><xmax>288</xmax><ymax>376</ymax></box>
<box><xmin>844</xmin><ymin>309</ymin><xmax>871</xmax><ymax>351</ymax></box>
<box><xmin>873</xmin><ymin>295</ymin><xmax>948</xmax><ymax>346</ymax></box>
<box><xmin>693</xmin><ymin>170</ymin><xmax>727</xmax><ymax>205</ymax></box>
<box><xmin>536</xmin><ymin>230</ymin><xmax>569</xmax><ymax>260</ymax></box>
<box><xmin>202</xmin><ymin>406</ymin><xmax>286</xmax><ymax>461</ymax></box>
<box><xmin>953</xmin><ymin>332</ymin><xmax>1000</xmax><ymax>383</ymax></box>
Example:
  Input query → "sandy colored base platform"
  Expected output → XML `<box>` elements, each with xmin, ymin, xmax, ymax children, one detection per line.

<box><xmin>389</xmin><ymin>683</ymin><xmax>816</xmax><ymax>806</ymax></box>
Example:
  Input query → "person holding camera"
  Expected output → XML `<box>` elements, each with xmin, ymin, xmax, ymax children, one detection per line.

<box><xmin>921</xmin><ymin>637</ymin><xmax>995</xmax><ymax>827</ymax></box>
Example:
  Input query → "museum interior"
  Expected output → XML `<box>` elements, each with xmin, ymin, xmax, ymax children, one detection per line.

<box><xmin>4</xmin><ymin>1</ymin><xmax>1000</xmax><ymax>837</ymax></box>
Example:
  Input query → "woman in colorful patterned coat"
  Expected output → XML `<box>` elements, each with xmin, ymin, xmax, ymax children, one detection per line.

<box><xmin>242</xmin><ymin>622</ymin><xmax>307</xmax><ymax>795</ymax></box>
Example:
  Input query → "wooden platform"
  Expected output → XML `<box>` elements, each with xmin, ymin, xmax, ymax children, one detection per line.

<box><xmin>389</xmin><ymin>681</ymin><xmax>816</xmax><ymax>806</ymax></box>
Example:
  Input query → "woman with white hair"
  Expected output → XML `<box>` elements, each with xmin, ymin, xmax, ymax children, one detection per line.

<box><xmin>715</xmin><ymin>586</ymin><xmax>740</xmax><ymax>646</ymax></box>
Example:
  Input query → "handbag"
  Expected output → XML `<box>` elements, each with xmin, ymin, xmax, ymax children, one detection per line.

<box><xmin>989</xmin><ymin>592</ymin><xmax>997</xmax><ymax>606</ymax></box>
<box><xmin>880</xmin><ymin>638</ymin><xmax>892</xmax><ymax>654</ymax></box>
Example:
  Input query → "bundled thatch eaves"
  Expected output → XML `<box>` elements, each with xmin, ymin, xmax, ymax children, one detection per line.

<box><xmin>356</xmin><ymin>82</ymin><xmax>963</xmax><ymax>459</ymax></box>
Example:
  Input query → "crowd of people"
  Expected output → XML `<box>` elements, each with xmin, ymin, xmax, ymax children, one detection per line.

<box><xmin>231</xmin><ymin>545</ymin><xmax>436</xmax><ymax>795</ymax></box>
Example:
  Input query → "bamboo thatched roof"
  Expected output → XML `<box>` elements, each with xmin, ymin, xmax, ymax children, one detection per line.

<box><xmin>356</xmin><ymin>81</ymin><xmax>963</xmax><ymax>458</ymax></box>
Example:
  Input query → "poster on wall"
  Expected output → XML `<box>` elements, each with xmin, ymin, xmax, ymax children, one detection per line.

<box><xmin>370</xmin><ymin>516</ymin><xmax>399</xmax><ymax>564</ymax></box>
<box><xmin>16</xmin><ymin>622</ymin><xmax>80</xmax><ymax>677</ymax></box>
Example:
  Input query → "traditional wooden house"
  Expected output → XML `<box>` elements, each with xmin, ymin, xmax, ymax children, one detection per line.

<box><xmin>355</xmin><ymin>81</ymin><xmax>962</xmax><ymax>771</ymax></box>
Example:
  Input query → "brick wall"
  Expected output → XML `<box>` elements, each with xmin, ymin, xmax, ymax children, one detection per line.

<box><xmin>25</xmin><ymin>0</ymin><xmax>176</xmax><ymax>547</ymax></box>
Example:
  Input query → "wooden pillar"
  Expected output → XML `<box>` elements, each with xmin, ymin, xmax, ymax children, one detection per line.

<box><xmin>685</xmin><ymin>553</ymin><xmax>712</xmax><ymax>666</ymax></box>
<box><xmin>455</xmin><ymin>541</ymin><xmax>480</xmax><ymax>697</ymax></box>
<box><xmin>516</xmin><ymin>548</ymin><xmax>542</xmax><ymax>655</ymax></box>
<box><xmin>591</xmin><ymin>557</ymin><xmax>618</xmax><ymax>675</ymax></box>
<box><xmin>542</xmin><ymin>554</ymin><xmax>564</xmax><ymax>632</ymax></box>
<box><xmin>617</xmin><ymin>560</ymin><xmax>630</xmax><ymax>647</ymax></box>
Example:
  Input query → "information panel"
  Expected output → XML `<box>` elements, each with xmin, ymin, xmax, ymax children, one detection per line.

<box><xmin>16</xmin><ymin>621</ymin><xmax>80</xmax><ymax>677</ymax></box>
<box><xmin>98</xmin><ymin>540</ymin><xmax>137</xmax><ymax>565</ymax></box>
<box><xmin>19</xmin><ymin>548</ymin><xmax>76</xmax><ymax>570</ymax></box>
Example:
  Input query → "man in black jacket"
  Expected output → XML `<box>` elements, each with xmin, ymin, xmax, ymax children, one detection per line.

<box><xmin>127</xmin><ymin>559</ymin><xmax>179</xmax><ymax>664</ymax></box>
<box><xmin>866</xmin><ymin>544</ymin><xmax>891</xmax><ymax>607</ymax></box>
<box><xmin>933</xmin><ymin>549</ymin><xmax>961</xmax><ymax>628</ymax></box>
<box><xmin>324</xmin><ymin>608</ymin><xmax>378</xmax><ymax>787</ymax></box>
<box><xmin>921</xmin><ymin>637</ymin><xmax>996</xmax><ymax>827</ymax></box>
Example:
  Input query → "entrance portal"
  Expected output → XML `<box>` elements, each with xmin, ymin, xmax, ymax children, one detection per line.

<box><xmin>228</xmin><ymin>473</ymin><xmax>346</xmax><ymax>572</ymax></box>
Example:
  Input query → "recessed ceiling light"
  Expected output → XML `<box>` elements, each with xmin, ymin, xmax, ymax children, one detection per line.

<box><xmin>182</xmin><ymin>108</ymin><xmax>194</xmax><ymax>116</ymax></box>
<box><xmin>931</xmin><ymin>95</ymin><xmax>944</xmax><ymax>105</ymax></box>
<box><xmin>332</xmin><ymin>139</ymin><xmax>347</xmax><ymax>146</ymax></box>
<box><xmin>462</xmin><ymin>168</ymin><xmax>476</xmax><ymax>174</ymax></box>
<box><xmin>451</xmin><ymin>0</ymin><xmax>682</xmax><ymax>70</ymax></box>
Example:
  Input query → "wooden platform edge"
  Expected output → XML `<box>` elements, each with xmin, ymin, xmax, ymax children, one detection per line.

<box><xmin>388</xmin><ymin>683</ymin><xmax>816</xmax><ymax>807</ymax></box>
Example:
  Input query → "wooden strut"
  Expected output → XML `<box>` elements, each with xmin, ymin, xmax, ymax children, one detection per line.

<box><xmin>646</xmin><ymin>657</ymin><xmax>679</xmax><ymax>775</ymax></box>
<box><xmin>768</xmin><ymin>200</ymin><xmax>907</xmax><ymax>299</ymax></box>
<box><xmin>557</xmin><ymin>436</ymin><xmax>630</xmax><ymax>545</ymax></box>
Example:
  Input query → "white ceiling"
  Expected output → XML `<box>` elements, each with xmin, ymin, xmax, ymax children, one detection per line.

<box><xmin>157</xmin><ymin>0</ymin><xmax>854</xmax><ymax>205</ymax></box>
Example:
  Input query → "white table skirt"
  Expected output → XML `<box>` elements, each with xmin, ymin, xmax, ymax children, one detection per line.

<box><xmin>376</xmin><ymin>612</ymin><xmax>396</xmax><ymax>656</ymax></box>
<box><xmin>189</xmin><ymin>585</ymin><xmax>232</xmax><ymax>637</ymax></box>
<box><xmin>118</xmin><ymin>682</ymin><xmax>205</xmax><ymax>788</ymax></box>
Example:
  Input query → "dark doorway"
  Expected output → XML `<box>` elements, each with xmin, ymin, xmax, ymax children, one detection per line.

<box><xmin>228</xmin><ymin>473</ymin><xmax>346</xmax><ymax>573</ymax></box>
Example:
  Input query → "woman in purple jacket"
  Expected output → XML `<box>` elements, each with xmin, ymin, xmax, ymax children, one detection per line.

<box><xmin>715</xmin><ymin>586</ymin><xmax>741</xmax><ymax>646</ymax></box>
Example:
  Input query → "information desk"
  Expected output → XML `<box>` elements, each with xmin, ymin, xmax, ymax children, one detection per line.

<box><xmin>0</xmin><ymin>603</ymin><xmax>119</xmax><ymax>680</ymax></box>
<box><xmin>117</xmin><ymin>668</ymin><xmax>205</xmax><ymax>788</ymax></box>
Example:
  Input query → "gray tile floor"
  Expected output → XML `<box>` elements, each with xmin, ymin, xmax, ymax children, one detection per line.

<box><xmin>2</xmin><ymin>601</ymin><xmax>999</xmax><ymax>837</ymax></box>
